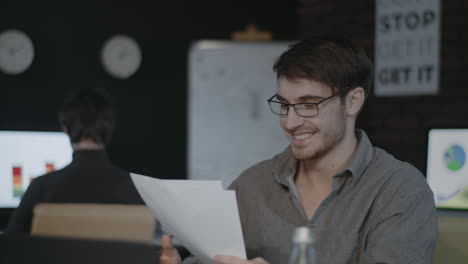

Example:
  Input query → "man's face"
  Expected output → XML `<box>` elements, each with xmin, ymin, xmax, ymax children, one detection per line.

<box><xmin>277</xmin><ymin>77</ymin><xmax>347</xmax><ymax>161</ymax></box>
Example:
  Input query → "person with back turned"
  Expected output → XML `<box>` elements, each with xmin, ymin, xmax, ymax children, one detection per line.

<box><xmin>160</xmin><ymin>36</ymin><xmax>438</xmax><ymax>264</ymax></box>
<box><xmin>6</xmin><ymin>88</ymin><xmax>144</xmax><ymax>233</ymax></box>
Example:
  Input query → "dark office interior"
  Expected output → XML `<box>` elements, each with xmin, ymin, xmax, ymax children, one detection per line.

<box><xmin>1</xmin><ymin>0</ymin><xmax>468</xmax><ymax>263</ymax></box>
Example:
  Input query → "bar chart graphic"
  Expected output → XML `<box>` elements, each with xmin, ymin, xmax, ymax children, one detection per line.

<box><xmin>12</xmin><ymin>165</ymin><xmax>23</xmax><ymax>198</ymax></box>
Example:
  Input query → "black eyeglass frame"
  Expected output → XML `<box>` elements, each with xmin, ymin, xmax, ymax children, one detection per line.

<box><xmin>267</xmin><ymin>93</ymin><xmax>338</xmax><ymax>117</ymax></box>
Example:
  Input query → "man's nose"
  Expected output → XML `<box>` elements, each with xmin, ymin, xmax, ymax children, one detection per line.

<box><xmin>283</xmin><ymin>106</ymin><xmax>304</xmax><ymax>130</ymax></box>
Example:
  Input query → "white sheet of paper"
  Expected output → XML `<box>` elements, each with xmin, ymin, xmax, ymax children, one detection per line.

<box><xmin>130</xmin><ymin>173</ymin><xmax>246</xmax><ymax>264</ymax></box>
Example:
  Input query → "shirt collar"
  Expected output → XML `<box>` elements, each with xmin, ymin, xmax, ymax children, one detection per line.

<box><xmin>70</xmin><ymin>149</ymin><xmax>112</xmax><ymax>168</ymax></box>
<box><xmin>346</xmin><ymin>129</ymin><xmax>374</xmax><ymax>187</ymax></box>
<box><xmin>272</xmin><ymin>146</ymin><xmax>297</xmax><ymax>187</ymax></box>
<box><xmin>272</xmin><ymin>129</ymin><xmax>374</xmax><ymax>188</ymax></box>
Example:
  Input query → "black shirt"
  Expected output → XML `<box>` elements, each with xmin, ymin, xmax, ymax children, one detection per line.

<box><xmin>6</xmin><ymin>150</ymin><xmax>144</xmax><ymax>233</ymax></box>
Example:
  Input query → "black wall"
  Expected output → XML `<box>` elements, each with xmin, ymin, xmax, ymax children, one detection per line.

<box><xmin>1</xmin><ymin>0</ymin><xmax>297</xmax><ymax>228</ymax></box>
<box><xmin>1</xmin><ymin>0</ymin><xmax>297</xmax><ymax>177</ymax></box>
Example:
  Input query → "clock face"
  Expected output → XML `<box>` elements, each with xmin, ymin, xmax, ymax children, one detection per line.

<box><xmin>101</xmin><ymin>35</ymin><xmax>142</xmax><ymax>79</ymax></box>
<box><xmin>0</xmin><ymin>29</ymin><xmax>35</xmax><ymax>75</ymax></box>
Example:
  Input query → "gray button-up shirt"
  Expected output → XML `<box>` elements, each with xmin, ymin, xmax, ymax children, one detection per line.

<box><xmin>230</xmin><ymin>130</ymin><xmax>438</xmax><ymax>264</ymax></box>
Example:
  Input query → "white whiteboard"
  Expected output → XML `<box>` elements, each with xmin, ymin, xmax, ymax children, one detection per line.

<box><xmin>188</xmin><ymin>41</ymin><xmax>291</xmax><ymax>188</ymax></box>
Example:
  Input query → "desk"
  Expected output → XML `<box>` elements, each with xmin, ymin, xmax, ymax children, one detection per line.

<box><xmin>0</xmin><ymin>233</ymin><xmax>159</xmax><ymax>264</ymax></box>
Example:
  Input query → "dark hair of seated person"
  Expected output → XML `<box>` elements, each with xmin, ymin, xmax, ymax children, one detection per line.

<box><xmin>58</xmin><ymin>88</ymin><xmax>114</xmax><ymax>145</ymax></box>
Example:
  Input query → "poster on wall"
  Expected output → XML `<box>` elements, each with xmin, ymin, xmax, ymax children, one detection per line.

<box><xmin>374</xmin><ymin>0</ymin><xmax>440</xmax><ymax>96</ymax></box>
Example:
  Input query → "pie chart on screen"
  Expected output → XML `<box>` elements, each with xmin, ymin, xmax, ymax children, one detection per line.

<box><xmin>444</xmin><ymin>144</ymin><xmax>466</xmax><ymax>172</ymax></box>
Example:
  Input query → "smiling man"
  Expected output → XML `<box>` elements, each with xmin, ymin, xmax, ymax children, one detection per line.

<box><xmin>161</xmin><ymin>36</ymin><xmax>438</xmax><ymax>264</ymax></box>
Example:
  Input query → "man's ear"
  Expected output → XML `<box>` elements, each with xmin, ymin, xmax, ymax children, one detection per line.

<box><xmin>346</xmin><ymin>87</ymin><xmax>365</xmax><ymax>117</ymax></box>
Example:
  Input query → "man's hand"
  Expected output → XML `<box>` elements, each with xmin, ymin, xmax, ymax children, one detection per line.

<box><xmin>160</xmin><ymin>234</ymin><xmax>182</xmax><ymax>264</ymax></box>
<box><xmin>213</xmin><ymin>255</ymin><xmax>269</xmax><ymax>264</ymax></box>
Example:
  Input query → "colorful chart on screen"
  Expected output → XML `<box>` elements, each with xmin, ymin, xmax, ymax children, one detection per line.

<box><xmin>0</xmin><ymin>131</ymin><xmax>72</xmax><ymax>208</ymax></box>
<box><xmin>427</xmin><ymin>129</ymin><xmax>468</xmax><ymax>210</ymax></box>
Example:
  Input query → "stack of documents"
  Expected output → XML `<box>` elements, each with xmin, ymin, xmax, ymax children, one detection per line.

<box><xmin>130</xmin><ymin>173</ymin><xmax>246</xmax><ymax>264</ymax></box>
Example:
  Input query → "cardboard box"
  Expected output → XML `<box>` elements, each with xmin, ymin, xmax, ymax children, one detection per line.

<box><xmin>434</xmin><ymin>216</ymin><xmax>468</xmax><ymax>263</ymax></box>
<box><xmin>31</xmin><ymin>203</ymin><xmax>156</xmax><ymax>244</ymax></box>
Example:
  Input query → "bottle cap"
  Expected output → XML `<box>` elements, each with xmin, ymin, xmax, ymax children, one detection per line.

<box><xmin>292</xmin><ymin>226</ymin><xmax>314</xmax><ymax>243</ymax></box>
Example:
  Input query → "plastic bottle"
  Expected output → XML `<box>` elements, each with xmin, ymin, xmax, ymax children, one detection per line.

<box><xmin>288</xmin><ymin>226</ymin><xmax>316</xmax><ymax>264</ymax></box>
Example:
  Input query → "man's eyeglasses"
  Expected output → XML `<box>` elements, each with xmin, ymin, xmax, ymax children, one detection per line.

<box><xmin>267</xmin><ymin>94</ymin><xmax>338</xmax><ymax>117</ymax></box>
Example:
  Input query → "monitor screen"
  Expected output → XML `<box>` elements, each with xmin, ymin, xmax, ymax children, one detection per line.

<box><xmin>0</xmin><ymin>131</ymin><xmax>72</xmax><ymax>208</ymax></box>
<box><xmin>427</xmin><ymin>129</ymin><xmax>468</xmax><ymax>210</ymax></box>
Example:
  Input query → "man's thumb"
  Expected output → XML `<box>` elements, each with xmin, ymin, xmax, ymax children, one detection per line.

<box><xmin>161</xmin><ymin>234</ymin><xmax>174</xmax><ymax>255</ymax></box>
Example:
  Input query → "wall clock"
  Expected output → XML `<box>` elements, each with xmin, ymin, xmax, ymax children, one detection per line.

<box><xmin>101</xmin><ymin>35</ymin><xmax>142</xmax><ymax>79</ymax></box>
<box><xmin>0</xmin><ymin>29</ymin><xmax>35</xmax><ymax>75</ymax></box>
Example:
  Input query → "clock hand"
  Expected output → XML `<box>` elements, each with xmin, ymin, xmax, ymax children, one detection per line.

<box><xmin>8</xmin><ymin>43</ymin><xmax>27</xmax><ymax>56</ymax></box>
<box><xmin>8</xmin><ymin>47</ymin><xmax>17</xmax><ymax>56</ymax></box>
<box><xmin>118</xmin><ymin>47</ymin><xmax>129</xmax><ymax>60</ymax></box>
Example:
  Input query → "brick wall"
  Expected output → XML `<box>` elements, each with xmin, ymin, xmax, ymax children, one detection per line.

<box><xmin>297</xmin><ymin>0</ymin><xmax>468</xmax><ymax>174</ymax></box>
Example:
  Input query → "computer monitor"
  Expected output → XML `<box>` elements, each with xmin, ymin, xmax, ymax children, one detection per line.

<box><xmin>427</xmin><ymin>129</ymin><xmax>468</xmax><ymax>210</ymax></box>
<box><xmin>0</xmin><ymin>131</ymin><xmax>72</xmax><ymax>208</ymax></box>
